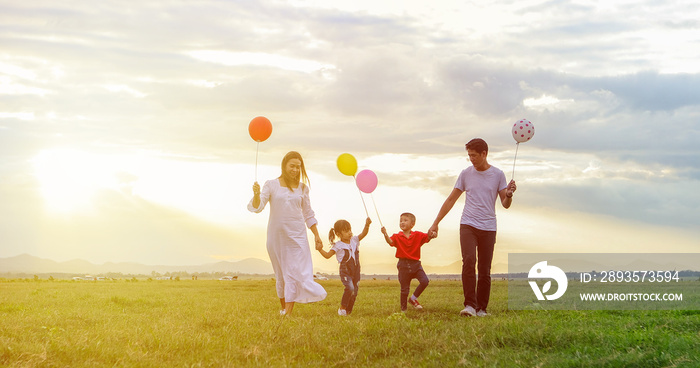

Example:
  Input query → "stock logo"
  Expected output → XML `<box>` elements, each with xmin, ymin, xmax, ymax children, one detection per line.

<box><xmin>528</xmin><ymin>261</ymin><xmax>568</xmax><ymax>301</ymax></box>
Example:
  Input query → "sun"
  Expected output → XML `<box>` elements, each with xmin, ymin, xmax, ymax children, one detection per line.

<box><xmin>32</xmin><ymin>148</ymin><xmax>119</xmax><ymax>214</ymax></box>
<box><xmin>31</xmin><ymin>147</ymin><xmax>253</xmax><ymax>225</ymax></box>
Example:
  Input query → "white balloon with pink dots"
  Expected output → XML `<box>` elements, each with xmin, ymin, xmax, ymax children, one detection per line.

<box><xmin>512</xmin><ymin>119</ymin><xmax>535</xmax><ymax>143</ymax></box>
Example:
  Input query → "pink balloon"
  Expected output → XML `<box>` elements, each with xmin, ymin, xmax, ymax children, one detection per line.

<box><xmin>356</xmin><ymin>169</ymin><xmax>378</xmax><ymax>193</ymax></box>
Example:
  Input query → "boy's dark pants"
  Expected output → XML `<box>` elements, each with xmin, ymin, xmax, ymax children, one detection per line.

<box><xmin>460</xmin><ymin>224</ymin><xmax>496</xmax><ymax>312</ymax></box>
<box><xmin>397</xmin><ymin>258</ymin><xmax>429</xmax><ymax>310</ymax></box>
<box><xmin>339</xmin><ymin>261</ymin><xmax>359</xmax><ymax>314</ymax></box>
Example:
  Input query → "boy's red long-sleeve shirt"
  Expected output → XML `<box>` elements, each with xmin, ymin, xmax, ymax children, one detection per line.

<box><xmin>389</xmin><ymin>231</ymin><xmax>431</xmax><ymax>261</ymax></box>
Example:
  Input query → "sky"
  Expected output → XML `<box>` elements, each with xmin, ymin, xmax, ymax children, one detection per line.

<box><xmin>1</xmin><ymin>0</ymin><xmax>699</xmax><ymax>274</ymax></box>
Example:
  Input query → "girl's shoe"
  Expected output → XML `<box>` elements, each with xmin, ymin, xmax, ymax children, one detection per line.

<box><xmin>338</xmin><ymin>308</ymin><xmax>347</xmax><ymax>316</ymax></box>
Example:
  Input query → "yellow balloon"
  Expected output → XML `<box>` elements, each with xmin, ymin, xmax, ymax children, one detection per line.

<box><xmin>337</xmin><ymin>153</ymin><xmax>358</xmax><ymax>176</ymax></box>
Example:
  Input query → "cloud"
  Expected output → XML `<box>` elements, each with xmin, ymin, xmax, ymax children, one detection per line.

<box><xmin>521</xmin><ymin>179</ymin><xmax>700</xmax><ymax>229</ymax></box>
<box><xmin>595</xmin><ymin>72</ymin><xmax>700</xmax><ymax>111</ymax></box>
<box><xmin>1</xmin><ymin>0</ymin><xmax>699</xmax><ymax>267</ymax></box>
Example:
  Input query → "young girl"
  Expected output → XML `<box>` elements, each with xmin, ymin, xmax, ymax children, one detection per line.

<box><xmin>316</xmin><ymin>217</ymin><xmax>371</xmax><ymax>316</ymax></box>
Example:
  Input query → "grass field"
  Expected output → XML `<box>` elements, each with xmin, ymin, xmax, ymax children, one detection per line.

<box><xmin>1</xmin><ymin>278</ymin><xmax>698</xmax><ymax>367</ymax></box>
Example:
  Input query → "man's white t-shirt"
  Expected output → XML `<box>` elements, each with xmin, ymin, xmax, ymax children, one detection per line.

<box><xmin>454</xmin><ymin>165</ymin><xmax>508</xmax><ymax>231</ymax></box>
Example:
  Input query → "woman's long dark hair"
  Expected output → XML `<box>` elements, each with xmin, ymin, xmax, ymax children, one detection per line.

<box><xmin>279</xmin><ymin>151</ymin><xmax>309</xmax><ymax>191</ymax></box>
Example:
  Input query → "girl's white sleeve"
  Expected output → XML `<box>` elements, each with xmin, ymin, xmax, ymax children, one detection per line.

<box><xmin>301</xmin><ymin>184</ymin><xmax>318</xmax><ymax>228</ymax></box>
<box><xmin>247</xmin><ymin>180</ymin><xmax>271</xmax><ymax>213</ymax></box>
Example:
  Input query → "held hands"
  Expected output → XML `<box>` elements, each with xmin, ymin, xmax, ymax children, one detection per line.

<box><xmin>314</xmin><ymin>241</ymin><xmax>324</xmax><ymax>251</ymax></box>
<box><xmin>427</xmin><ymin>225</ymin><xmax>438</xmax><ymax>239</ymax></box>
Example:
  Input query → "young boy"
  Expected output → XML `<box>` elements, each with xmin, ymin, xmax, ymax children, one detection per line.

<box><xmin>381</xmin><ymin>213</ymin><xmax>435</xmax><ymax>312</ymax></box>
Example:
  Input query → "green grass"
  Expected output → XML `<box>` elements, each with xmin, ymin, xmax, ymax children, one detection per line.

<box><xmin>1</xmin><ymin>279</ymin><xmax>698</xmax><ymax>367</ymax></box>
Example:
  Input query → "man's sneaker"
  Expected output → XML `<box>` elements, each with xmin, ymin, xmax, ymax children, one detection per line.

<box><xmin>338</xmin><ymin>308</ymin><xmax>347</xmax><ymax>316</ymax></box>
<box><xmin>476</xmin><ymin>310</ymin><xmax>488</xmax><ymax>317</ymax></box>
<box><xmin>460</xmin><ymin>306</ymin><xmax>477</xmax><ymax>317</ymax></box>
<box><xmin>408</xmin><ymin>298</ymin><xmax>423</xmax><ymax>310</ymax></box>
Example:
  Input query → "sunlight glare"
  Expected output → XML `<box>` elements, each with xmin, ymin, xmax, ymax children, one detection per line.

<box><xmin>32</xmin><ymin>147</ymin><xmax>263</xmax><ymax>225</ymax></box>
<box><xmin>33</xmin><ymin>149</ymin><xmax>120</xmax><ymax>214</ymax></box>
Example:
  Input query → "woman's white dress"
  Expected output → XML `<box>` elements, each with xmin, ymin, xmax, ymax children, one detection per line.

<box><xmin>248</xmin><ymin>179</ymin><xmax>327</xmax><ymax>303</ymax></box>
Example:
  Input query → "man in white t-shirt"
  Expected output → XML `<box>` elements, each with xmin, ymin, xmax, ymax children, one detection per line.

<box><xmin>428</xmin><ymin>138</ymin><xmax>517</xmax><ymax>317</ymax></box>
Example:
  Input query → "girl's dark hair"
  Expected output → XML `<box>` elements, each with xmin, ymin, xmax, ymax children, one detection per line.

<box><xmin>329</xmin><ymin>219</ymin><xmax>352</xmax><ymax>243</ymax></box>
<box><xmin>280</xmin><ymin>151</ymin><xmax>309</xmax><ymax>191</ymax></box>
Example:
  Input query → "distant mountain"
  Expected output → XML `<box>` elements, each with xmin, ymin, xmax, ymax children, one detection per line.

<box><xmin>0</xmin><ymin>254</ymin><xmax>502</xmax><ymax>276</ymax></box>
<box><xmin>191</xmin><ymin>259</ymin><xmax>274</xmax><ymax>274</ymax></box>
<box><xmin>358</xmin><ymin>260</ymin><xmax>507</xmax><ymax>276</ymax></box>
<box><xmin>0</xmin><ymin>254</ymin><xmax>274</xmax><ymax>276</ymax></box>
<box><xmin>424</xmin><ymin>261</ymin><xmax>461</xmax><ymax>275</ymax></box>
<box><xmin>424</xmin><ymin>261</ymin><xmax>507</xmax><ymax>275</ymax></box>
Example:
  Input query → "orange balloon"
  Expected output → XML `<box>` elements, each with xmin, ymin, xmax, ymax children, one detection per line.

<box><xmin>248</xmin><ymin>116</ymin><xmax>272</xmax><ymax>142</ymax></box>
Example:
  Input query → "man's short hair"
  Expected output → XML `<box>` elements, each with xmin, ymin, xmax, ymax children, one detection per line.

<box><xmin>400</xmin><ymin>212</ymin><xmax>416</xmax><ymax>224</ymax></box>
<box><xmin>466</xmin><ymin>138</ymin><xmax>488</xmax><ymax>154</ymax></box>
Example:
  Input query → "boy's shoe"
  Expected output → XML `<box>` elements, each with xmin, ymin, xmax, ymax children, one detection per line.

<box><xmin>338</xmin><ymin>308</ymin><xmax>347</xmax><ymax>316</ymax></box>
<box><xmin>460</xmin><ymin>306</ymin><xmax>477</xmax><ymax>317</ymax></box>
<box><xmin>408</xmin><ymin>298</ymin><xmax>423</xmax><ymax>310</ymax></box>
<box><xmin>476</xmin><ymin>310</ymin><xmax>488</xmax><ymax>317</ymax></box>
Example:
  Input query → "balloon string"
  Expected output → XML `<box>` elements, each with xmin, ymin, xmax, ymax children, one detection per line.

<box><xmin>370</xmin><ymin>193</ymin><xmax>383</xmax><ymax>228</ymax></box>
<box><xmin>354</xmin><ymin>176</ymin><xmax>370</xmax><ymax>218</ymax></box>
<box><xmin>255</xmin><ymin>141</ymin><xmax>260</xmax><ymax>182</ymax></box>
<box><xmin>358</xmin><ymin>190</ymin><xmax>369</xmax><ymax>217</ymax></box>
<box><xmin>511</xmin><ymin>142</ymin><xmax>519</xmax><ymax>182</ymax></box>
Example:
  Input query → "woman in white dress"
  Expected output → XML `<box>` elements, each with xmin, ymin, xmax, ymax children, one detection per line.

<box><xmin>248</xmin><ymin>151</ymin><xmax>327</xmax><ymax>315</ymax></box>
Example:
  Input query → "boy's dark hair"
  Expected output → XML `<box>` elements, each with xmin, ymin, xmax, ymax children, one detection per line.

<box><xmin>465</xmin><ymin>138</ymin><xmax>488</xmax><ymax>154</ymax></box>
<box><xmin>400</xmin><ymin>212</ymin><xmax>416</xmax><ymax>224</ymax></box>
